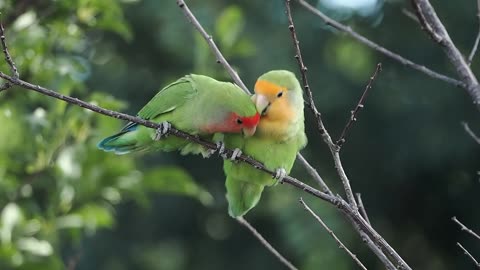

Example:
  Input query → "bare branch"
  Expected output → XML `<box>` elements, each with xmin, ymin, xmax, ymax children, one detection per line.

<box><xmin>457</xmin><ymin>242</ymin><xmax>480</xmax><ymax>269</ymax></box>
<box><xmin>336</xmin><ymin>63</ymin><xmax>382</xmax><ymax>147</ymax></box>
<box><xmin>284</xmin><ymin>0</ymin><xmax>329</xmax><ymax>137</ymax></box>
<box><xmin>176</xmin><ymin>0</ymin><xmax>249</xmax><ymax>94</ymax></box>
<box><xmin>452</xmin><ymin>216</ymin><xmax>480</xmax><ymax>240</ymax></box>
<box><xmin>462</xmin><ymin>122</ymin><xmax>480</xmax><ymax>145</ymax></box>
<box><xmin>467</xmin><ymin>0</ymin><xmax>480</xmax><ymax>65</ymax></box>
<box><xmin>401</xmin><ymin>8</ymin><xmax>420</xmax><ymax>24</ymax></box>
<box><xmin>296</xmin><ymin>0</ymin><xmax>465</xmax><ymax>90</ymax></box>
<box><xmin>284</xmin><ymin>0</ymin><xmax>358</xmax><ymax>210</ymax></box>
<box><xmin>237</xmin><ymin>217</ymin><xmax>298</xmax><ymax>270</ymax></box>
<box><xmin>356</xmin><ymin>193</ymin><xmax>371</xmax><ymax>225</ymax></box>
<box><xmin>354</xmin><ymin>224</ymin><xmax>398</xmax><ymax>270</ymax></box>
<box><xmin>300</xmin><ymin>198</ymin><xmax>368</xmax><ymax>270</ymax></box>
<box><xmin>0</xmin><ymin>22</ymin><xmax>18</xmax><ymax>91</ymax></box>
<box><xmin>296</xmin><ymin>154</ymin><xmax>333</xmax><ymax>195</ymax></box>
<box><xmin>412</xmin><ymin>0</ymin><xmax>480</xmax><ymax>106</ymax></box>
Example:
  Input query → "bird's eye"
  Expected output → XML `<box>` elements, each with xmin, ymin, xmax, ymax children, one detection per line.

<box><xmin>236</xmin><ymin>118</ymin><xmax>243</xmax><ymax>125</ymax></box>
<box><xmin>277</xmin><ymin>91</ymin><xmax>283</xmax><ymax>98</ymax></box>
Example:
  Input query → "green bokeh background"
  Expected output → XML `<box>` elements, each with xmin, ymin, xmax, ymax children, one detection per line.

<box><xmin>0</xmin><ymin>0</ymin><xmax>479</xmax><ymax>269</ymax></box>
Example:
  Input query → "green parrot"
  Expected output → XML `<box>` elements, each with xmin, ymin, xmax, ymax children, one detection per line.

<box><xmin>98</xmin><ymin>74</ymin><xmax>260</xmax><ymax>156</ymax></box>
<box><xmin>223</xmin><ymin>70</ymin><xmax>307</xmax><ymax>217</ymax></box>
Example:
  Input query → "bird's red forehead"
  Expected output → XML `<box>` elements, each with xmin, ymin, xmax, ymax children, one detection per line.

<box><xmin>241</xmin><ymin>112</ymin><xmax>260</xmax><ymax>128</ymax></box>
<box><xmin>255</xmin><ymin>80</ymin><xmax>286</xmax><ymax>95</ymax></box>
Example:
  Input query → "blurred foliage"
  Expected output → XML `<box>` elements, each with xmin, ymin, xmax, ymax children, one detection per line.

<box><xmin>0</xmin><ymin>0</ymin><xmax>212</xmax><ymax>269</ymax></box>
<box><xmin>0</xmin><ymin>0</ymin><xmax>480</xmax><ymax>269</ymax></box>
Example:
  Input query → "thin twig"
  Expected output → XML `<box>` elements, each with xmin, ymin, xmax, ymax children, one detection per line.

<box><xmin>336</xmin><ymin>63</ymin><xmax>382</xmax><ymax>147</ymax></box>
<box><xmin>468</xmin><ymin>0</ymin><xmax>480</xmax><ymax>65</ymax></box>
<box><xmin>356</xmin><ymin>193</ymin><xmax>371</xmax><ymax>225</ymax></box>
<box><xmin>452</xmin><ymin>216</ymin><xmax>480</xmax><ymax>240</ymax></box>
<box><xmin>411</xmin><ymin>0</ymin><xmax>480</xmax><ymax>106</ymax></box>
<box><xmin>300</xmin><ymin>198</ymin><xmax>368</xmax><ymax>270</ymax></box>
<box><xmin>401</xmin><ymin>8</ymin><xmax>420</xmax><ymax>24</ymax></box>
<box><xmin>462</xmin><ymin>122</ymin><xmax>480</xmax><ymax>145</ymax></box>
<box><xmin>176</xmin><ymin>0</ymin><xmax>249</xmax><ymax>94</ymax></box>
<box><xmin>237</xmin><ymin>217</ymin><xmax>298</xmax><ymax>270</ymax></box>
<box><xmin>284</xmin><ymin>0</ymin><xmax>327</xmax><ymax>136</ymax></box>
<box><xmin>296</xmin><ymin>0</ymin><xmax>464</xmax><ymax>90</ymax></box>
<box><xmin>0</xmin><ymin>22</ymin><xmax>18</xmax><ymax>91</ymax></box>
<box><xmin>457</xmin><ymin>242</ymin><xmax>480</xmax><ymax>269</ymax></box>
<box><xmin>296</xmin><ymin>154</ymin><xmax>333</xmax><ymax>195</ymax></box>
<box><xmin>284</xmin><ymin>0</ymin><xmax>358</xmax><ymax>210</ymax></box>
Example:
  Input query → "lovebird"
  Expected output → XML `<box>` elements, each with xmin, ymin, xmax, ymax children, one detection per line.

<box><xmin>223</xmin><ymin>70</ymin><xmax>307</xmax><ymax>217</ymax></box>
<box><xmin>98</xmin><ymin>74</ymin><xmax>260</xmax><ymax>156</ymax></box>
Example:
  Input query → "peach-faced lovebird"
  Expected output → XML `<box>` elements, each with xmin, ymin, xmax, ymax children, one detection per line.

<box><xmin>223</xmin><ymin>70</ymin><xmax>307</xmax><ymax>217</ymax></box>
<box><xmin>98</xmin><ymin>74</ymin><xmax>260</xmax><ymax>156</ymax></box>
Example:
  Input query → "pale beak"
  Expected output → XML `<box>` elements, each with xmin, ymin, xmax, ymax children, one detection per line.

<box><xmin>252</xmin><ymin>94</ymin><xmax>270</xmax><ymax>115</ymax></box>
<box><xmin>243</xmin><ymin>126</ymin><xmax>256</xmax><ymax>137</ymax></box>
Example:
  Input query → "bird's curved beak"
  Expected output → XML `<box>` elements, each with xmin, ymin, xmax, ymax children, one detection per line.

<box><xmin>242</xmin><ymin>126</ymin><xmax>256</xmax><ymax>137</ymax></box>
<box><xmin>251</xmin><ymin>94</ymin><xmax>270</xmax><ymax>115</ymax></box>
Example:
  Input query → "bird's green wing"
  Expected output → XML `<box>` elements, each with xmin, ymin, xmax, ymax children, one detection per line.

<box><xmin>137</xmin><ymin>76</ymin><xmax>197</xmax><ymax>120</ymax></box>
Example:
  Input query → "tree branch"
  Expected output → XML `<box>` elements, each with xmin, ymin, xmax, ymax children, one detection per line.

<box><xmin>356</xmin><ymin>193</ymin><xmax>371</xmax><ymax>225</ymax></box>
<box><xmin>412</xmin><ymin>0</ymin><xmax>480</xmax><ymax>107</ymax></box>
<box><xmin>283</xmin><ymin>3</ymin><xmax>411</xmax><ymax>269</ymax></box>
<box><xmin>296</xmin><ymin>0</ymin><xmax>464</xmax><ymax>90</ymax></box>
<box><xmin>284</xmin><ymin>0</ymin><xmax>358</xmax><ymax>209</ymax></box>
<box><xmin>236</xmin><ymin>217</ymin><xmax>298</xmax><ymax>270</ymax></box>
<box><xmin>467</xmin><ymin>0</ymin><xmax>480</xmax><ymax>65</ymax></box>
<box><xmin>176</xmin><ymin>0</ymin><xmax>249</xmax><ymax>94</ymax></box>
<box><xmin>452</xmin><ymin>216</ymin><xmax>480</xmax><ymax>240</ymax></box>
<box><xmin>0</xmin><ymin>22</ymin><xmax>18</xmax><ymax>91</ymax></box>
<box><xmin>300</xmin><ymin>198</ymin><xmax>368</xmax><ymax>270</ymax></box>
<box><xmin>284</xmin><ymin>0</ymin><xmax>330</xmax><ymax>141</ymax></box>
<box><xmin>296</xmin><ymin>153</ymin><xmax>333</xmax><ymax>195</ymax></box>
<box><xmin>457</xmin><ymin>242</ymin><xmax>480</xmax><ymax>269</ymax></box>
<box><xmin>336</xmin><ymin>63</ymin><xmax>382</xmax><ymax>147</ymax></box>
<box><xmin>461</xmin><ymin>122</ymin><xmax>480</xmax><ymax>145</ymax></box>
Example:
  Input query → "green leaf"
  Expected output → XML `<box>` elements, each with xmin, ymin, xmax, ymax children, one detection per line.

<box><xmin>74</xmin><ymin>204</ymin><xmax>114</xmax><ymax>230</ymax></box>
<box><xmin>143</xmin><ymin>166</ymin><xmax>214</xmax><ymax>206</ymax></box>
<box><xmin>215</xmin><ymin>5</ymin><xmax>245</xmax><ymax>50</ymax></box>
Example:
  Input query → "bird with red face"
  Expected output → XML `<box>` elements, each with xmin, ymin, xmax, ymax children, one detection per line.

<box><xmin>98</xmin><ymin>74</ymin><xmax>260</xmax><ymax>157</ymax></box>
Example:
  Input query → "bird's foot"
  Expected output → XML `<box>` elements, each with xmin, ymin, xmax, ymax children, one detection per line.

<box><xmin>228</xmin><ymin>148</ymin><xmax>242</xmax><ymax>162</ymax></box>
<box><xmin>216</xmin><ymin>141</ymin><xmax>226</xmax><ymax>156</ymax></box>
<box><xmin>154</xmin><ymin>121</ymin><xmax>171</xmax><ymax>141</ymax></box>
<box><xmin>205</xmin><ymin>141</ymin><xmax>226</xmax><ymax>158</ymax></box>
<box><xmin>273</xmin><ymin>168</ymin><xmax>287</xmax><ymax>183</ymax></box>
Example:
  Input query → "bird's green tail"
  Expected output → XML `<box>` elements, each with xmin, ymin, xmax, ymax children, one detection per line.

<box><xmin>97</xmin><ymin>124</ymin><xmax>145</xmax><ymax>155</ymax></box>
<box><xmin>225</xmin><ymin>177</ymin><xmax>264</xmax><ymax>217</ymax></box>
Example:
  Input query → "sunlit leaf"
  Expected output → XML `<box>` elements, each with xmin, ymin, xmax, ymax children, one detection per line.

<box><xmin>16</xmin><ymin>237</ymin><xmax>53</xmax><ymax>257</ymax></box>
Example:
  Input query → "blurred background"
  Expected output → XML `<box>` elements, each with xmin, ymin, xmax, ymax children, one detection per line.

<box><xmin>0</xmin><ymin>0</ymin><xmax>479</xmax><ymax>269</ymax></box>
